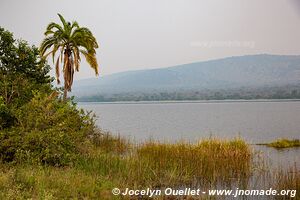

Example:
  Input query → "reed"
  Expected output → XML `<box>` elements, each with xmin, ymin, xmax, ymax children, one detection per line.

<box><xmin>273</xmin><ymin>165</ymin><xmax>299</xmax><ymax>199</ymax></box>
<box><xmin>88</xmin><ymin>129</ymin><xmax>131</xmax><ymax>154</ymax></box>
<box><xmin>0</xmin><ymin>134</ymin><xmax>298</xmax><ymax>199</ymax></box>
<box><xmin>134</xmin><ymin>138</ymin><xmax>252</xmax><ymax>187</ymax></box>
<box><xmin>74</xmin><ymin>137</ymin><xmax>253</xmax><ymax>191</ymax></box>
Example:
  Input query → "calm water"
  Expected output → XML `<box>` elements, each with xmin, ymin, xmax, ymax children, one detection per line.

<box><xmin>79</xmin><ymin>100</ymin><xmax>300</xmax><ymax>166</ymax></box>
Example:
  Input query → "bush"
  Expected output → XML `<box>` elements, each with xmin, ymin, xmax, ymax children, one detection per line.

<box><xmin>0</xmin><ymin>93</ymin><xmax>95</xmax><ymax>166</ymax></box>
<box><xmin>0</xmin><ymin>97</ymin><xmax>15</xmax><ymax>129</ymax></box>
<box><xmin>0</xmin><ymin>27</ymin><xmax>52</xmax><ymax>129</ymax></box>
<box><xmin>0</xmin><ymin>27</ymin><xmax>97</xmax><ymax>166</ymax></box>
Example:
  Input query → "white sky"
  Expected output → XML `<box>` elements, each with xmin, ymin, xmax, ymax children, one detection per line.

<box><xmin>0</xmin><ymin>0</ymin><xmax>300</xmax><ymax>80</ymax></box>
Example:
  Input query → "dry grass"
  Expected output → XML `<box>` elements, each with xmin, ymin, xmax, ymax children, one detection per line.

<box><xmin>135</xmin><ymin>138</ymin><xmax>252</xmax><ymax>187</ymax></box>
<box><xmin>0</xmin><ymin>164</ymin><xmax>118</xmax><ymax>200</ymax></box>
<box><xmin>73</xmin><ymin>137</ymin><xmax>253</xmax><ymax>199</ymax></box>
<box><xmin>0</xmin><ymin>134</ymin><xmax>298</xmax><ymax>199</ymax></box>
<box><xmin>273</xmin><ymin>165</ymin><xmax>299</xmax><ymax>199</ymax></box>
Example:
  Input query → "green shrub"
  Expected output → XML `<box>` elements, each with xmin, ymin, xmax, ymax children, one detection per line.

<box><xmin>0</xmin><ymin>27</ymin><xmax>52</xmax><ymax>130</ymax></box>
<box><xmin>0</xmin><ymin>92</ymin><xmax>95</xmax><ymax>166</ymax></box>
<box><xmin>0</xmin><ymin>97</ymin><xmax>15</xmax><ymax>129</ymax></box>
<box><xmin>0</xmin><ymin>27</ymin><xmax>97</xmax><ymax>166</ymax></box>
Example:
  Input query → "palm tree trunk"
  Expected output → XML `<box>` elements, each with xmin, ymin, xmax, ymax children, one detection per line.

<box><xmin>63</xmin><ymin>47</ymin><xmax>72</xmax><ymax>101</ymax></box>
<box><xmin>63</xmin><ymin>81</ymin><xmax>68</xmax><ymax>101</ymax></box>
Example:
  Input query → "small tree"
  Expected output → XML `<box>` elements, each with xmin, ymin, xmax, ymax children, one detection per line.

<box><xmin>0</xmin><ymin>27</ymin><xmax>52</xmax><ymax>128</ymax></box>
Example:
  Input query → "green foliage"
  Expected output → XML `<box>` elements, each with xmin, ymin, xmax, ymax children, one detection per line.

<box><xmin>0</xmin><ymin>97</ymin><xmax>14</xmax><ymax>129</ymax></box>
<box><xmin>0</xmin><ymin>27</ymin><xmax>51</xmax><ymax>84</ymax></box>
<box><xmin>0</xmin><ymin>93</ymin><xmax>95</xmax><ymax>165</ymax></box>
<box><xmin>0</xmin><ymin>27</ymin><xmax>99</xmax><ymax>167</ymax></box>
<box><xmin>0</xmin><ymin>27</ymin><xmax>52</xmax><ymax>129</ymax></box>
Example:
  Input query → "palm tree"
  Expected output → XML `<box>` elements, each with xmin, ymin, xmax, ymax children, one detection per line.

<box><xmin>40</xmin><ymin>14</ymin><xmax>99</xmax><ymax>100</ymax></box>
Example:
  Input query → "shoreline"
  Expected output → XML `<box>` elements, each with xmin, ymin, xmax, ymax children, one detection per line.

<box><xmin>76</xmin><ymin>98</ymin><xmax>300</xmax><ymax>105</ymax></box>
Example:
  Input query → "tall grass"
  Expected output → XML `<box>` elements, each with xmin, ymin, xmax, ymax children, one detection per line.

<box><xmin>74</xmin><ymin>136</ymin><xmax>253</xmax><ymax>196</ymax></box>
<box><xmin>0</xmin><ymin>133</ymin><xmax>298</xmax><ymax>199</ymax></box>
<box><xmin>273</xmin><ymin>165</ymin><xmax>299</xmax><ymax>199</ymax></box>
<box><xmin>135</xmin><ymin>138</ymin><xmax>252</xmax><ymax>187</ymax></box>
<box><xmin>0</xmin><ymin>164</ymin><xmax>117</xmax><ymax>200</ymax></box>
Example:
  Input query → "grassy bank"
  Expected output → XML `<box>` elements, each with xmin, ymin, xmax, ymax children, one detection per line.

<box><xmin>0</xmin><ymin>135</ymin><xmax>251</xmax><ymax>199</ymax></box>
<box><xmin>0</xmin><ymin>134</ymin><xmax>298</xmax><ymax>199</ymax></box>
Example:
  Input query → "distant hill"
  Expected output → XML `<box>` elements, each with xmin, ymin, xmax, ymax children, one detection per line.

<box><xmin>72</xmin><ymin>54</ymin><xmax>300</xmax><ymax>97</ymax></box>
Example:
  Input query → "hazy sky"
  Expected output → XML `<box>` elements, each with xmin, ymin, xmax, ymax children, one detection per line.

<box><xmin>0</xmin><ymin>0</ymin><xmax>300</xmax><ymax>80</ymax></box>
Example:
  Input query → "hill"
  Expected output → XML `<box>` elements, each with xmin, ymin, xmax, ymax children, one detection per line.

<box><xmin>72</xmin><ymin>54</ymin><xmax>300</xmax><ymax>97</ymax></box>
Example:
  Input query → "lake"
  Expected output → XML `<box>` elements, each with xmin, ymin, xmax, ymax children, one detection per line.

<box><xmin>78</xmin><ymin>100</ymin><xmax>300</xmax><ymax>167</ymax></box>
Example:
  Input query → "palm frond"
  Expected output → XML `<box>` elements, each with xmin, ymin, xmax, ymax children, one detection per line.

<box><xmin>44</xmin><ymin>30</ymin><xmax>54</xmax><ymax>35</ymax></box>
<box><xmin>60</xmin><ymin>48</ymin><xmax>64</xmax><ymax>63</ymax></box>
<box><xmin>42</xmin><ymin>49</ymin><xmax>54</xmax><ymax>60</ymax></box>
<box><xmin>69</xmin><ymin>55</ymin><xmax>74</xmax><ymax>89</ymax></box>
<box><xmin>39</xmin><ymin>36</ymin><xmax>57</xmax><ymax>56</ymax></box>
<box><xmin>57</xmin><ymin>13</ymin><xmax>68</xmax><ymax>30</ymax></box>
<box><xmin>73</xmin><ymin>47</ymin><xmax>80</xmax><ymax>71</ymax></box>
<box><xmin>71</xmin><ymin>21</ymin><xmax>79</xmax><ymax>29</ymax></box>
<box><xmin>80</xmin><ymin>49</ymin><xmax>99</xmax><ymax>75</ymax></box>
<box><xmin>51</xmin><ymin>44</ymin><xmax>60</xmax><ymax>63</ymax></box>
<box><xmin>45</xmin><ymin>22</ymin><xmax>63</xmax><ymax>34</ymax></box>
<box><xmin>55</xmin><ymin>56</ymin><xmax>61</xmax><ymax>84</ymax></box>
